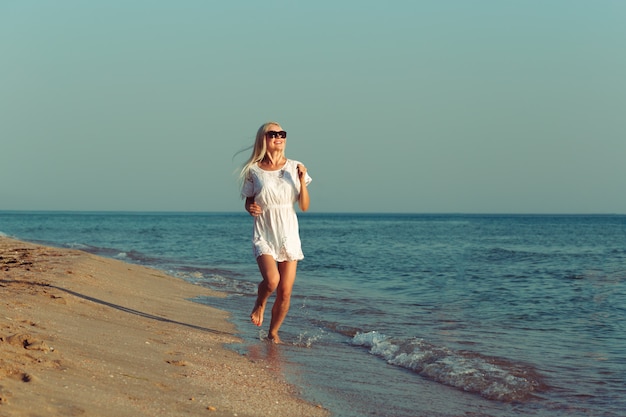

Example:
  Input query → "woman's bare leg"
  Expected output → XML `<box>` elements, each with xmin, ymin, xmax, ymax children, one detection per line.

<box><xmin>250</xmin><ymin>255</ymin><xmax>280</xmax><ymax>327</ymax></box>
<box><xmin>268</xmin><ymin>260</ymin><xmax>298</xmax><ymax>343</ymax></box>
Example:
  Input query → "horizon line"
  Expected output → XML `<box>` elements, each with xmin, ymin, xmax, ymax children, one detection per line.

<box><xmin>1</xmin><ymin>210</ymin><xmax>624</xmax><ymax>216</ymax></box>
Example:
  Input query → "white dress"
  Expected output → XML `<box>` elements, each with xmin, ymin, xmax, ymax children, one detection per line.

<box><xmin>241</xmin><ymin>159</ymin><xmax>312</xmax><ymax>262</ymax></box>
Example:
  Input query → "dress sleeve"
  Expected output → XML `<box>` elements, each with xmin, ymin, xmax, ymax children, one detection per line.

<box><xmin>241</xmin><ymin>173</ymin><xmax>255</xmax><ymax>198</ymax></box>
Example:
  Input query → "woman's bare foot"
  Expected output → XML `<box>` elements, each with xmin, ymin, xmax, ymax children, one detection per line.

<box><xmin>250</xmin><ymin>302</ymin><xmax>265</xmax><ymax>327</ymax></box>
<box><xmin>267</xmin><ymin>333</ymin><xmax>282</xmax><ymax>344</ymax></box>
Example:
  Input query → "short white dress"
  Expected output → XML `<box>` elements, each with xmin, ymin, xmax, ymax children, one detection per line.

<box><xmin>242</xmin><ymin>159</ymin><xmax>312</xmax><ymax>262</ymax></box>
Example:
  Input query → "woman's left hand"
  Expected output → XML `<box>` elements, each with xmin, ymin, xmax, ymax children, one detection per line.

<box><xmin>297</xmin><ymin>164</ymin><xmax>307</xmax><ymax>183</ymax></box>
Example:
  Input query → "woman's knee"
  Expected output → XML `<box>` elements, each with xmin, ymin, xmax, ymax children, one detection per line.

<box><xmin>262</xmin><ymin>270</ymin><xmax>281</xmax><ymax>292</ymax></box>
<box><xmin>257</xmin><ymin>255</ymin><xmax>280</xmax><ymax>292</ymax></box>
<box><xmin>265</xmin><ymin>278</ymin><xmax>280</xmax><ymax>293</ymax></box>
<box><xmin>275</xmin><ymin>285</ymin><xmax>293</xmax><ymax>301</ymax></box>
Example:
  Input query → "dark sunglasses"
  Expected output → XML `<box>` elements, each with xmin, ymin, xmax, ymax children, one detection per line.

<box><xmin>266</xmin><ymin>130</ymin><xmax>287</xmax><ymax>139</ymax></box>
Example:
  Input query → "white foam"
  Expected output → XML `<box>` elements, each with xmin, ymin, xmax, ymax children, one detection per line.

<box><xmin>67</xmin><ymin>242</ymin><xmax>90</xmax><ymax>250</ymax></box>
<box><xmin>295</xmin><ymin>330</ymin><xmax>326</xmax><ymax>348</ymax></box>
<box><xmin>351</xmin><ymin>331</ymin><xmax>542</xmax><ymax>401</ymax></box>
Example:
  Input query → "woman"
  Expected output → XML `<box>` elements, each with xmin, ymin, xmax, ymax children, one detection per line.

<box><xmin>239</xmin><ymin>121</ymin><xmax>311</xmax><ymax>343</ymax></box>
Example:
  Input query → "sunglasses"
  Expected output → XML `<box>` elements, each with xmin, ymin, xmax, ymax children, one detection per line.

<box><xmin>266</xmin><ymin>130</ymin><xmax>287</xmax><ymax>139</ymax></box>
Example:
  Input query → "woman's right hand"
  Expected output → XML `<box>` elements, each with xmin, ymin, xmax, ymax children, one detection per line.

<box><xmin>245</xmin><ymin>198</ymin><xmax>262</xmax><ymax>217</ymax></box>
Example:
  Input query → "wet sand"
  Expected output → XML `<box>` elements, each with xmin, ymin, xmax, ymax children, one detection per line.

<box><xmin>0</xmin><ymin>237</ymin><xmax>328</xmax><ymax>417</ymax></box>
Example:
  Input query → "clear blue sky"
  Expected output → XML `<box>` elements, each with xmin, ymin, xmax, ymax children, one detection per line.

<box><xmin>2</xmin><ymin>1</ymin><xmax>625</xmax><ymax>213</ymax></box>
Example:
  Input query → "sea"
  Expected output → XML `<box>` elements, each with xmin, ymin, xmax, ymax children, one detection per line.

<box><xmin>1</xmin><ymin>211</ymin><xmax>624</xmax><ymax>417</ymax></box>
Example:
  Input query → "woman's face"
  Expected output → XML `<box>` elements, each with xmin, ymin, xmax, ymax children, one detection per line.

<box><xmin>265</xmin><ymin>124</ymin><xmax>286</xmax><ymax>152</ymax></box>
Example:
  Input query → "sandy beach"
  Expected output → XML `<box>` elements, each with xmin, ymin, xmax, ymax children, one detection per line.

<box><xmin>0</xmin><ymin>236</ymin><xmax>328</xmax><ymax>417</ymax></box>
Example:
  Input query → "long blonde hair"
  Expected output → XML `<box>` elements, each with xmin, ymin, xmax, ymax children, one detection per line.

<box><xmin>237</xmin><ymin>121</ymin><xmax>284</xmax><ymax>185</ymax></box>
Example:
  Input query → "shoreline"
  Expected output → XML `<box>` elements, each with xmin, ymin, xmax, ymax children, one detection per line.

<box><xmin>0</xmin><ymin>236</ymin><xmax>328</xmax><ymax>417</ymax></box>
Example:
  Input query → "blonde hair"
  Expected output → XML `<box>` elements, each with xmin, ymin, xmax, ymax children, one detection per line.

<box><xmin>237</xmin><ymin>121</ymin><xmax>284</xmax><ymax>185</ymax></box>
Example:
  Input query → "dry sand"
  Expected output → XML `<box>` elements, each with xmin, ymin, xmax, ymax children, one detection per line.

<box><xmin>0</xmin><ymin>237</ymin><xmax>329</xmax><ymax>417</ymax></box>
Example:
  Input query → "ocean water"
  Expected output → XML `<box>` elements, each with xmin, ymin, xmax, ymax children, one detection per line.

<box><xmin>1</xmin><ymin>211</ymin><xmax>625</xmax><ymax>417</ymax></box>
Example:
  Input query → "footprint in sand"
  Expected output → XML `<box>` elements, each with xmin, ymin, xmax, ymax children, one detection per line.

<box><xmin>166</xmin><ymin>359</ymin><xmax>190</xmax><ymax>367</ymax></box>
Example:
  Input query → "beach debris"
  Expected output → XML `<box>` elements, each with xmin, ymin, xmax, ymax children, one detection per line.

<box><xmin>2</xmin><ymin>333</ymin><xmax>50</xmax><ymax>352</ymax></box>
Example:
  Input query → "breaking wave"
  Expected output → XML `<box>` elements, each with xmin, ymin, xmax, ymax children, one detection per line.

<box><xmin>352</xmin><ymin>331</ymin><xmax>546</xmax><ymax>402</ymax></box>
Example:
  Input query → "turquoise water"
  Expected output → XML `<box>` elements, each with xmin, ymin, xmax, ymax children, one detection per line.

<box><xmin>1</xmin><ymin>212</ymin><xmax>625</xmax><ymax>416</ymax></box>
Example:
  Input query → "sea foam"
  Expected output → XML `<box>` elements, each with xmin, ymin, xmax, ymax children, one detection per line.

<box><xmin>352</xmin><ymin>331</ymin><xmax>545</xmax><ymax>402</ymax></box>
